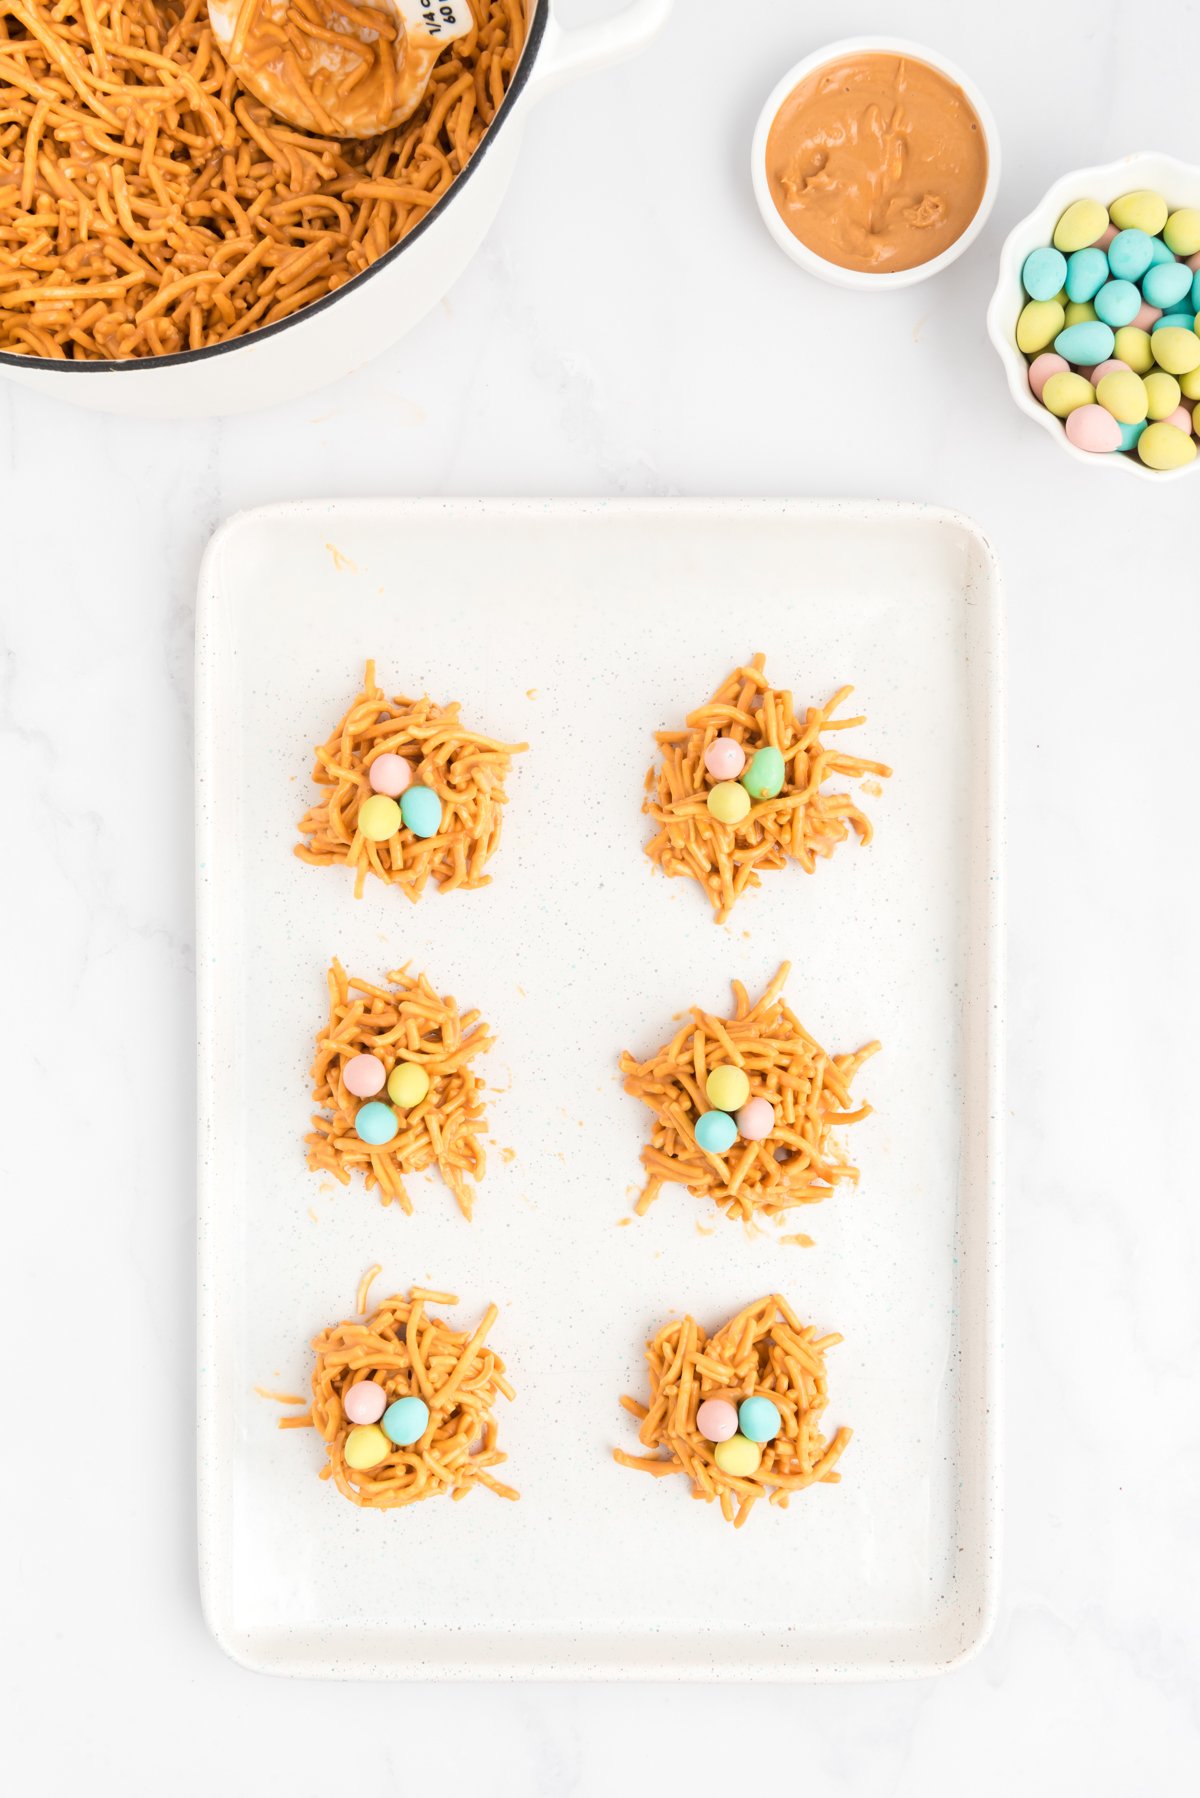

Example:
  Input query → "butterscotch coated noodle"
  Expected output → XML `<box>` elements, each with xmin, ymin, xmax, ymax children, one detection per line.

<box><xmin>283</xmin><ymin>1271</ymin><xmax>518</xmax><ymax>1509</ymax></box>
<box><xmin>0</xmin><ymin>0</ymin><xmax>524</xmax><ymax>359</ymax></box>
<box><xmin>614</xmin><ymin>1294</ymin><xmax>851</xmax><ymax>1529</ymax></box>
<box><xmin>296</xmin><ymin>660</ymin><xmax>527</xmax><ymax>901</ymax></box>
<box><xmin>644</xmin><ymin>654</ymin><xmax>891</xmax><ymax>922</ymax></box>
<box><xmin>307</xmin><ymin>959</ymin><xmax>492</xmax><ymax>1218</ymax></box>
<box><xmin>620</xmin><ymin>964</ymin><xmax>878</xmax><ymax>1226</ymax></box>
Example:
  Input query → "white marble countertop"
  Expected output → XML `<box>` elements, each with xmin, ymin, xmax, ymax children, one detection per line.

<box><xmin>4</xmin><ymin>0</ymin><xmax>1198</xmax><ymax>1789</ymax></box>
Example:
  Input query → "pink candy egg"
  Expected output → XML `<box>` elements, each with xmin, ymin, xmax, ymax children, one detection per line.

<box><xmin>696</xmin><ymin>1398</ymin><xmax>740</xmax><ymax>1443</ymax></box>
<box><xmin>1188</xmin><ymin>252</ymin><xmax>1200</xmax><ymax>273</ymax></box>
<box><xmin>1088</xmin><ymin>359</ymin><xmax>1129</xmax><ymax>385</ymax></box>
<box><xmin>735</xmin><ymin>1096</ymin><xmax>776</xmax><ymax>1141</ymax></box>
<box><xmin>368</xmin><ymin>753</ymin><xmax>413</xmax><ymax>798</ymax></box>
<box><xmin>703</xmin><ymin>736</ymin><xmax>746</xmax><ymax>781</ymax></box>
<box><xmin>1095</xmin><ymin>223</ymin><xmax>1119</xmax><ymax>249</ymax></box>
<box><xmin>1028</xmin><ymin>352</ymin><xmax>1068</xmax><ymax>401</ymax></box>
<box><xmin>1066</xmin><ymin>404</ymin><xmax>1122</xmax><ymax>454</ymax></box>
<box><xmin>1133</xmin><ymin>302</ymin><xmax>1162</xmax><ymax>332</ymax></box>
<box><xmin>343</xmin><ymin>1053</ymin><xmax>386</xmax><ymax>1098</ymax></box>
<box><xmin>1164</xmin><ymin>405</ymin><xmax>1194</xmax><ymax>434</ymax></box>
<box><xmin>343</xmin><ymin>1380</ymin><xmax>387</xmax><ymax>1425</ymax></box>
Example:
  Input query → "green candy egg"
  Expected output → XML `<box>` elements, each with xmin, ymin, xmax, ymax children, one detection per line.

<box><xmin>741</xmin><ymin>745</ymin><xmax>786</xmax><ymax>800</ymax></box>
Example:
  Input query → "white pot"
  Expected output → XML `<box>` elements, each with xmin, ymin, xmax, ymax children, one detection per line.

<box><xmin>0</xmin><ymin>0</ymin><xmax>672</xmax><ymax>418</ymax></box>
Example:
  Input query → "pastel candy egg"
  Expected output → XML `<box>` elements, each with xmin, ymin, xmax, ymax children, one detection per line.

<box><xmin>1064</xmin><ymin>247</ymin><xmax>1109</xmax><ymax>303</ymax></box>
<box><xmin>1152</xmin><ymin>327</ymin><xmax>1200</xmax><ymax>376</ymax></box>
<box><xmin>694</xmin><ymin>1109</ymin><xmax>738</xmax><ymax>1155</ymax></box>
<box><xmin>1096</xmin><ymin>369</ymin><xmax>1148</xmax><ymax>424</ymax></box>
<box><xmin>1063</xmin><ymin>301</ymin><xmax>1096</xmax><ymax>327</ymax></box>
<box><xmin>358</xmin><ymin>793</ymin><xmax>401</xmax><ymax>841</ymax></box>
<box><xmin>1027</xmin><ymin>352</ymin><xmax>1068</xmax><ymax>400</ymax></box>
<box><xmin>1113</xmin><ymin>326</ymin><xmax>1154</xmax><ymax>373</ymax></box>
<box><xmin>1109</xmin><ymin>190</ymin><xmax>1169</xmax><ymax>236</ymax></box>
<box><xmin>1088</xmin><ymin>359</ymin><xmax>1129</xmax><ymax>384</ymax></box>
<box><xmin>1041</xmin><ymin>372</ymin><xmax>1095</xmax><ymax>417</ymax></box>
<box><xmin>1117</xmin><ymin>420</ymin><xmax>1147</xmax><ymax>453</ymax></box>
<box><xmin>1180</xmin><ymin>366</ymin><xmax>1200</xmax><ymax>401</ymax></box>
<box><xmin>343</xmin><ymin>1424</ymin><xmax>389</xmax><ymax>1471</ymax></box>
<box><xmin>399</xmin><ymin>784</ymin><xmax>442</xmax><ymax>838</ymax></box>
<box><xmin>713</xmin><ymin>1434</ymin><xmax>762</xmax><ymax>1477</ymax></box>
<box><xmin>367</xmin><ymin>753</ymin><xmax>412</xmax><ymax>797</ymax></box>
<box><xmin>1065</xmin><ymin>404</ymin><xmax>1122</xmax><ymax>454</ymax></box>
<box><xmin>1137</xmin><ymin>421</ymin><xmax>1198</xmax><ymax>469</ymax></box>
<box><xmin>742</xmin><ymin>744</ymin><xmax>786</xmax><ymax>800</ymax></box>
<box><xmin>696</xmin><ymin>1398</ymin><xmax>739</xmax><ymax>1443</ymax></box>
<box><xmin>1194</xmin><ymin>271</ymin><xmax>1200</xmax><ymax>311</ymax></box>
<box><xmin>343</xmin><ymin>1052</ymin><xmax>386</xmax><ymax>1098</ymax></box>
<box><xmin>1189</xmin><ymin>253</ymin><xmax>1200</xmax><ymax>273</ymax></box>
<box><xmin>1093</xmin><ymin>280</ymin><xmax>1141</xmax><ymax>328</ymax></box>
<box><xmin>1132</xmin><ymin>302</ymin><xmax>1162</xmax><ymax>331</ymax></box>
<box><xmin>343</xmin><ymin>1380</ymin><xmax>387</xmax><ymax>1425</ymax></box>
<box><xmin>738</xmin><ymin>1395</ymin><xmax>782</xmax><ymax>1443</ymax></box>
<box><xmin>354</xmin><ymin>1100</ymin><xmax>398</xmax><ymax>1146</ymax></box>
<box><xmin>1022</xmin><ymin>246</ymin><xmax>1067</xmax><ymax>301</ymax></box>
<box><xmin>1054</xmin><ymin>321</ymin><xmax>1115</xmax><ymax>366</ymax></box>
<box><xmin>703</xmin><ymin>736</ymin><xmax>746</xmax><ymax>780</ymax></box>
<box><xmin>1053</xmin><ymin>199</ymin><xmax>1109</xmax><ymax>253</ymax></box>
<box><xmin>1144</xmin><ymin>371</ymin><xmax>1182</xmax><ymax>420</ymax></box>
<box><xmin>705</xmin><ymin>1064</ymin><xmax>750</xmax><ymax>1112</ymax></box>
<box><xmin>1164</xmin><ymin>405</ymin><xmax>1195</xmax><ymax>434</ymax></box>
<box><xmin>735</xmin><ymin>1096</ymin><xmax>776</xmax><ymax>1141</ymax></box>
<box><xmin>381</xmin><ymin>1395</ymin><xmax>430</xmax><ymax>1447</ymax></box>
<box><xmin>1016</xmin><ymin>299</ymin><xmax>1065</xmax><ymax>354</ymax></box>
<box><xmin>707</xmin><ymin>779</ymin><xmax>751</xmax><ymax>824</ymax></box>
<box><xmin>386</xmin><ymin>1061</ymin><xmax>430</xmax><ymax>1109</ymax></box>
<box><xmin>1164</xmin><ymin>208</ymin><xmax>1200</xmax><ymax>258</ymax></box>
<box><xmin>1142</xmin><ymin>261</ymin><xmax>1193</xmax><ymax>311</ymax></box>
<box><xmin>1107</xmin><ymin>228</ymin><xmax>1155</xmax><ymax>282</ymax></box>
<box><xmin>1096</xmin><ymin>224</ymin><xmax>1119</xmax><ymax>250</ymax></box>
<box><xmin>1146</xmin><ymin>236</ymin><xmax>1179</xmax><ymax>268</ymax></box>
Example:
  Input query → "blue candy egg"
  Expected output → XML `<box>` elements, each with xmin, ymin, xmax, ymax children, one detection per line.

<box><xmin>1054</xmin><ymin>320</ymin><xmax>1116</xmax><ymax>366</ymax></box>
<box><xmin>1117</xmin><ymin>419</ymin><xmax>1147</xmax><ymax>453</ymax></box>
<box><xmin>354</xmin><ymin>1101</ymin><xmax>398</xmax><ymax>1146</ymax></box>
<box><xmin>1093</xmin><ymin>279</ymin><xmax>1141</xmax><ymax>328</ymax></box>
<box><xmin>738</xmin><ymin>1395</ymin><xmax>782</xmax><ymax>1443</ymax></box>
<box><xmin>695</xmin><ymin>1109</ymin><xmax>738</xmax><ymax>1154</ymax></box>
<box><xmin>1193</xmin><ymin>270</ymin><xmax>1200</xmax><ymax>312</ymax></box>
<box><xmin>1151</xmin><ymin>312</ymin><xmax>1196</xmax><ymax>333</ymax></box>
<box><xmin>381</xmin><ymin>1395</ymin><xmax>430</xmax><ymax>1446</ymax></box>
<box><xmin>1022</xmin><ymin>246</ymin><xmax>1067</xmax><ymax>301</ymax></box>
<box><xmin>1064</xmin><ymin>247</ymin><xmax>1109</xmax><ymax>303</ymax></box>
<box><xmin>1108</xmin><ymin>228</ymin><xmax>1155</xmax><ymax>282</ymax></box>
<box><xmin>399</xmin><ymin>784</ymin><xmax>442</xmax><ymax>838</ymax></box>
<box><xmin>1147</xmin><ymin>234</ymin><xmax>1178</xmax><ymax>267</ymax></box>
<box><xmin>1143</xmin><ymin>261</ymin><xmax>1193</xmax><ymax>311</ymax></box>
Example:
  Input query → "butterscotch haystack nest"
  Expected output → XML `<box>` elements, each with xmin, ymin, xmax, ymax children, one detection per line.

<box><xmin>644</xmin><ymin>653</ymin><xmax>890</xmax><ymax>922</ymax></box>
<box><xmin>614</xmin><ymin>1294</ymin><xmax>851</xmax><ymax>1529</ymax></box>
<box><xmin>306</xmin><ymin>960</ymin><xmax>492</xmax><ymax>1218</ymax></box>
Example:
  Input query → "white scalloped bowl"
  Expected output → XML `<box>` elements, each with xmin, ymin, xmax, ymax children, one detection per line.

<box><xmin>987</xmin><ymin>152</ymin><xmax>1200</xmax><ymax>483</ymax></box>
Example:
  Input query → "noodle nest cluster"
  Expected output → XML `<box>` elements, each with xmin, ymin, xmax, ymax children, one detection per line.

<box><xmin>614</xmin><ymin>1294</ymin><xmax>851</xmax><ymax>1529</ymax></box>
<box><xmin>644</xmin><ymin>653</ymin><xmax>891</xmax><ymax>923</ymax></box>
<box><xmin>620</xmin><ymin>963</ymin><xmax>878</xmax><ymax>1227</ymax></box>
<box><xmin>296</xmin><ymin>660</ymin><xmax>527</xmax><ymax>901</ymax></box>
<box><xmin>0</xmin><ymin>0</ymin><xmax>525</xmax><ymax>360</ymax></box>
<box><xmin>307</xmin><ymin>958</ymin><xmax>492</xmax><ymax>1218</ymax></box>
<box><xmin>283</xmin><ymin>1272</ymin><xmax>517</xmax><ymax>1509</ymax></box>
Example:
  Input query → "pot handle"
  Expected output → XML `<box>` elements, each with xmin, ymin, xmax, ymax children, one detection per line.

<box><xmin>529</xmin><ymin>0</ymin><xmax>673</xmax><ymax>98</ymax></box>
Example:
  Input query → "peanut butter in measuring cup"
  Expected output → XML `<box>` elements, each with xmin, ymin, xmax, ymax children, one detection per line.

<box><xmin>208</xmin><ymin>0</ymin><xmax>474</xmax><ymax>138</ymax></box>
<box><xmin>765</xmin><ymin>52</ymin><xmax>989</xmax><ymax>275</ymax></box>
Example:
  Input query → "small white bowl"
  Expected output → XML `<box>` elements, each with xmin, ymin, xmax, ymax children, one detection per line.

<box><xmin>750</xmin><ymin>36</ymin><xmax>1001</xmax><ymax>292</ymax></box>
<box><xmin>987</xmin><ymin>151</ymin><xmax>1200</xmax><ymax>483</ymax></box>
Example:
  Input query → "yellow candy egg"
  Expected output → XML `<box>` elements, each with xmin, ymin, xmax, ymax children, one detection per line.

<box><xmin>1096</xmin><ymin>369</ymin><xmax>1149</xmax><ymax>424</ymax></box>
<box><xmin>1179</xmin><ymin>366</ymin><xmax>1200</xmax><ymax>402</ymax></box>
<box><xmin>1144</xmin><ymin>371</ymin><xmax>1182</xmax><ymax>420</ymax></box>
<box><xmin>344</xmin><ymin>1424</ymin><xmax>390</xmax><ymax>1470</ymax></box>
<box><xmin>1016</xmin><ymin>299</ymin><xmax>1065</xmax><ymax>354</ymax></box>
<box><xmin>1053</xmin><ymin>199</ymin><xmax>1109</xmax><ymax>253</ymax></box>
<box><xmin>1137</xmin><ymin>422</ymin><xmax>1198</xmax><ymax>470</ymax></box>
<box><xmin>1064</xmin><ymin>300</ymin><xmax>1097</xmax><ymax>327</ymax></box>
<box><xmin>1109</xmin><ymin>189</ymin><xmax>1169</xmax><ymax>236</ymax></box>
<box><xmin>1113</xmin><ymin>326</ymin><xmax>1154</xmax><ymax>374</ymax></box>
<box><xmin>1163</xmin><ymin>207</ymin><xmax>1200</xmax><ymax>257</ymax></box>
<box><xmin>713</xmin><ymin>1434</ymin><xmax>763</xmax><ymax>1478</ymax></box>
<box><xmin>705</xmin><ymin>1064</ymin><xmax>750</xmax><ymax>1113</ymax></box>
<box><xmin>707</xmin><ymin>780</ymin><xmax>751</xmax><ymax>824</ymax></box>
<box><xmin>1041</xmin><ymin>372</ymin><xmax>1095</xmax><ymax>417</ymax></box>
<box><xmin>1152</xmin><ymin>326</ymin><xmax>1200</xmax><ymax>377</ymax></box>
<box><xmin>358</xmin><ymin>793</ymin><xmax>401</xmax><ymax>842</ymax></box>
<box><xmin>386</xmin><ymin>1061</ymin><xmax>430</xmax><ymax>1109</ymax></box>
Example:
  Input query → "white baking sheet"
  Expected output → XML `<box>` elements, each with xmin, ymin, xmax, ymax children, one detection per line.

<box><xmin>196</xmin><ymin>498</ymin><xmax>1003</xmax><ymax>1680</ymax></box>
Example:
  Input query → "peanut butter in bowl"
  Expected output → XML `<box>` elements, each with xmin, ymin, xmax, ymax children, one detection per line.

<box><xmin>752</xmin><ymin>39</ymin><xmax>1000</xmax><ymax>289</ymax></box>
